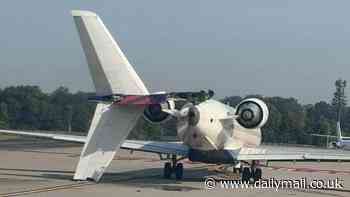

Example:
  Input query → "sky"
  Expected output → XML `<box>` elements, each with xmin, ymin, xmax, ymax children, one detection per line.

<box><xmin>1</xmin><ymin>1</ymin><xmax>350</xmax><ymax>104</ymax></box>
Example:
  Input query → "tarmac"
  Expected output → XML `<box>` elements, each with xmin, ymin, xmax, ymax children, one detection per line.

<box><xmin>0</xmin><ymin>137</ymin><xmax>349</xmax><ymax>197</ymax></box>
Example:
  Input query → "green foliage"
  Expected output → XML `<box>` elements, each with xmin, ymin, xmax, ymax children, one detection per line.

<box><xmin>0</xmin><ymin>85</ymin><xmax>349</xmax><ymax>145</ymax></box>
<box><xmin>128</xmin><ymin>118</ymin><xmax>162</xmax><ymax>140</ymax></box>
<box><xmin>221</xmin><ymin>96</ymin><xmax>242</xmax><ymax>106</ymax></box>
<box><xmin>142</xmin><ymin>122</ymin><xmax>161</xmax><ymax>140</ymax></box>
<box><xmin>264</xmin><ymin>97</ymin><xmax>306</xmax><ymax>144</ymax></box>
<box><xmin>332</xmin><ymin>79</ymin><xmax>347</xmax><ymax>121</ymax></box>
<box><xmin>0</xmin><ymin>102</ymin><xmax>9</xmax><ymax>129</ymax></box>
<box><xmin>0</xmin><ymin>86</ymin><xmax>95</xmax><ymax>132</ymax></box>
<box><xmin>221</xmin><ymin>95</ymin><xmax>345</xmax><ymax>145</ymax></box>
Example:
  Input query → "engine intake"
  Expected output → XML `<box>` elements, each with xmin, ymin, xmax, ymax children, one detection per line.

<box><xmin>143</xmin><ymin>101</ymin><xmax>174</xmax><ymax>124</ymax></box>
<box><xmin>235</xmin><ymin>98</ymin><xmax>269</xmax><ymax>129</ymax></box>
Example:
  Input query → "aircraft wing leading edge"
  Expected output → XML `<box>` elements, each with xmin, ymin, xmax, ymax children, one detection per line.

<box><xmin>237</xmin><ymin>146</ymin><xmax>350</xmax><ymax>161</ymax></box>
<box><xmin>0</xmin><ymin>129</ymin><xmax>188</xmax><ymax>156</ymax></box>
<box><xmin>1</xmin><ymin>129</ymin><xmax>350</xmax><ymax>164</ymax></box>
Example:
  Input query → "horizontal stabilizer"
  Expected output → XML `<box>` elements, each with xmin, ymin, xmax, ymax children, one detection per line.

<box><xmin>89</xmin><ymin>93</ymin><xmax>168</xmax><ymax>105</ymax></box>
<box><xmin>88</xmin><ymin>90</ymin><xmax>216</xmax><ymax>105</ymax></box>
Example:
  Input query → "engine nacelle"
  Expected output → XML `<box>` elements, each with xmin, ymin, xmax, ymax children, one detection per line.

<box><xmin>143</xmin><ymin>100</ymin><xmax>175</xmax><ymax>124</ymax></box>
<box><xmin>235</xmin><ymin>98</ymin><xmax>269</xmax><ymax>129</ymax></box>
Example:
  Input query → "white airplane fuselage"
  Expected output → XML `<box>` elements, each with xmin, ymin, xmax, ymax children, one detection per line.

<box><xmin>177</xmin><ymin>99</ymin><xmax>261</xmax><ymax>151</ymax></box>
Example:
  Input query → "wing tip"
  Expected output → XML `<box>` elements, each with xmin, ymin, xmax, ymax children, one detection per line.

<box><xmin>71</xmin><ymin>10</ymin><xmax>97</xmax><ymax>17</ymax></box>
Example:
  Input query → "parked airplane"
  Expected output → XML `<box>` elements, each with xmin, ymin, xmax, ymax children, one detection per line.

<box><xmin>312</xmin><ymin>121</ymin><xmax>350</xmax><ymax>150</ymax></box>
<box><xmin>1</xmin><ymin>10</ymin><xmax>350</xmax><ymax>183</ymax></box>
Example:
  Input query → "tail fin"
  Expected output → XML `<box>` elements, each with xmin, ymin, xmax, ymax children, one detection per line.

<box><xmin>71</xmin><ymin>10</ymin><xmax>147</xmax><ymax>182</ymax></box>
<box><xmin>72</xmin><ymin>10</ymin><xmax>148</xmax><ymax>96</ymax></box>
<box><xmin>336</xmin><ymin>121</ymin><xmax>343</xmax><ymax>141</ymax></box>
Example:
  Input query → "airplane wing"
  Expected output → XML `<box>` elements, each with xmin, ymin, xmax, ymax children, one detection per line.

<box><xmin>2</xmin><ymin>129</ymin><xmax>350</xmax><ymax>162</ymax></box>
<box><xmin>311</xmin><ymin>134</ymin><xmax>350</xmax><ymax>140</ymax></box>
<box><xmin>310</xmin><ymin>134</ymin><xmax>337</xmax><ymax>138</ymax></box>
<box><xmin>0</xmin><ymin>129</ymin><xmax>86</xmax><ymax>143</ymax></box>
<box><xmin>237</xmin><ymin>145</ymin><xmax>350</xmax><ymax>161</ymax></box>
<box><xmin>0</xmin><ymin>129</ymin><xmax>188</xmax><ymax>156</ymax></box>
<box><xmin>122</xmin><ymin>140</ymin><xmax>188</xmax><ymax>156</ymax></box>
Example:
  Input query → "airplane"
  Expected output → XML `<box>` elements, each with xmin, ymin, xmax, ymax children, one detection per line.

<box><xmin>311</xmin><ymin>121</ymin><xmax>350</xmax><ymax>150</ymax></box>
<box><xmin>1</xmin><ymin>10</ymin><xmax>350</xmax><ymax>183</ymax></box>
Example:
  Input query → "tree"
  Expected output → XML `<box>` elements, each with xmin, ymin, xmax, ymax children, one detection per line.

<box><xmin>2</xmin><ymin>84</ymin><xmax>350</xmax><ymax>145</ymax></box>
<box><xmin>332</xmin><ymin>78</ymin><xmax>347</xmax><ymax>122</ymax></box>
<box><xmin>221</xmin><ymin>96</ymin><xmax>242</xmax><ymax>107</ymax></box>
<box><xmin>64</xmin><ymin>105</ymin><xmax>73</xmax><ymax>133</ymax></box>
<box><xmin>0</xmin><ymin>102</ymin><xmax>9</xmax><ymax>129</ymax></box>
<box><xmin>142</xmin><ymin>122</ymin><xmax>161</xmax><ymax>140</ymax></box>
<box><xmin>0</xmin><ymin>86</ymin><xmax>47</xmax><ymax>129</ymax></box>
<box><xmin>263</xmin><ymin>97</ymin><xmax>305</xmax><ymax>144</ymax></box>
<box><xmin>261</xmin><ymin>102</ymin><xmax>282</xmax><ymax>143</ymax></box>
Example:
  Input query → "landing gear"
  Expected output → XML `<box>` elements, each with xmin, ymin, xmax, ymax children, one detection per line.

<box><xmin>242</xmin><ymin>167</ymin><xmax>251</xmax><ymax>182</ymax></box>
<box><xmin>175</xmin><ymin>163</ymin><xmax>183</xmax><ymax>180</ymax></box>
<box><xmin>250</xmin><ymin>160</ymin><xmax>262</xmax><ymax>182</ymax></box>
<box><xmin>163</xmin><ymin>162</ymin><xmax>172</xmax><ymax>179</ymax></box>
<box><xmin>240</xmin><ymin>160</ymin><xmax>262</xmax><ymax>183</ymax></box>
<box><xmin>163</xmin><ymin>154</ymin><xmax>184</xmax><ymax>180</ymax></box>
<box><xmin>233</xmin><ymin>162</ymin><xmax>242</xmax><ymax>174</ymax></box>
<box><xmin>252</xmin><ymin>168</ymin><xmax>262</xmax><ymax>182</ymax></box>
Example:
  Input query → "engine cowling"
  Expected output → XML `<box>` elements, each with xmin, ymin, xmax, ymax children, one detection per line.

<box><xmin>143</xmin><ymin>100</ymin><xmax>174</xmax><ymax>124</ymax></box>
<box><xmin>235</xmin><ymin>98</ymin><xmax>269</xmax><ymax>129</ymax></box>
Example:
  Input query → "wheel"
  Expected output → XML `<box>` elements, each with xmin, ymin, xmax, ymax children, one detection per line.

<box><xmin>234</xmin><ymin>165</ymin><xmax>242</xmax><ymax>174</ymax></box>
<box><xmin>253</xmin><ymin>168</ymin><xmax>262</xmax><ymax>182</ymax></box>
<box><xmin>175</xmin><ymin>163</ymin><xmax>183</xmax><ymax>180</ymax></box>
<box><xmin>233</xmin><ymin>167</ymin><xmax>237</xmax><ymax>173</ymax></box>
<box><xmin>241</xmin><ymin>167</ymin><xmax>251</xmax><ymax>183</ymax></box>
<box><xmin>163</xmin><ymin>162</ymin><xmax>172</xmax><ymax>179</ymax></box>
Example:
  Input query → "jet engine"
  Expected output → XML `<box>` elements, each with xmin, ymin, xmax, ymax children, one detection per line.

<box><xmin>235</xmin><ymin>98</ymin><xmax>269</xmax><ymax>129</ymax></box>
<box><xmin>143</xmin><ymin>100</ymin><xmax>175</xmax><ymax>124</ymax></box>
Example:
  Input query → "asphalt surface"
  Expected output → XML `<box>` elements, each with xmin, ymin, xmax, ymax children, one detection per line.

<box><xmin>0</xmin><ymin>137</ymin><xmax>349</xmax><ymax>197</ymax></box>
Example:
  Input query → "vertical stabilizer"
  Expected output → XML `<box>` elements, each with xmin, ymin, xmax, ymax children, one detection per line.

<box><xmin>71</xmin><ymin>10</ymin><xmax>147</xmax><ymax>181</ymax></box>
<box><xmin>72</xmin><ymin>10</ymin><xmax>148</xmax><ymax>96</ymax></box>
<box><xmin>336</xmin><ymin>121</ymin><xmax>343</xmax><ymax>141</ymax></box>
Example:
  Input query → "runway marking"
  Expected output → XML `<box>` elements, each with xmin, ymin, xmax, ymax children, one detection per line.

<box><xmin>267</xmin><ymin>165</ymin><xmax>350</xmax><ymax>175</ymax></box>
<box><xmin>0</xmin><ymin>164</ymin><xmax>211</xmax><ymax>196</ymax></box>
<box><xmin>0</xmin><ymin>181</ymin><xmax>94</xmax><ymax>197</ymax></box>
<box><xmin>210</xmin><ymin>164</ymin><xmax>350</xmax><ymax>177</ymax></box>
<box><xmin>130</xmin><ymin>156</ymin><xmax>350</xmax><ymax>175</ymax></box>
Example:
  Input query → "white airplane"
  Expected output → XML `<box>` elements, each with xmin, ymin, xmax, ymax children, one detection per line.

<box><xmin>1</xmin><ymin>10</ymin><xmax>350</xmax><ymax>183</ymax></box>
<box><xmin>312</xmin><ymin>121</ymin><xmax>350</xmax><ymax>150</ymax></box>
